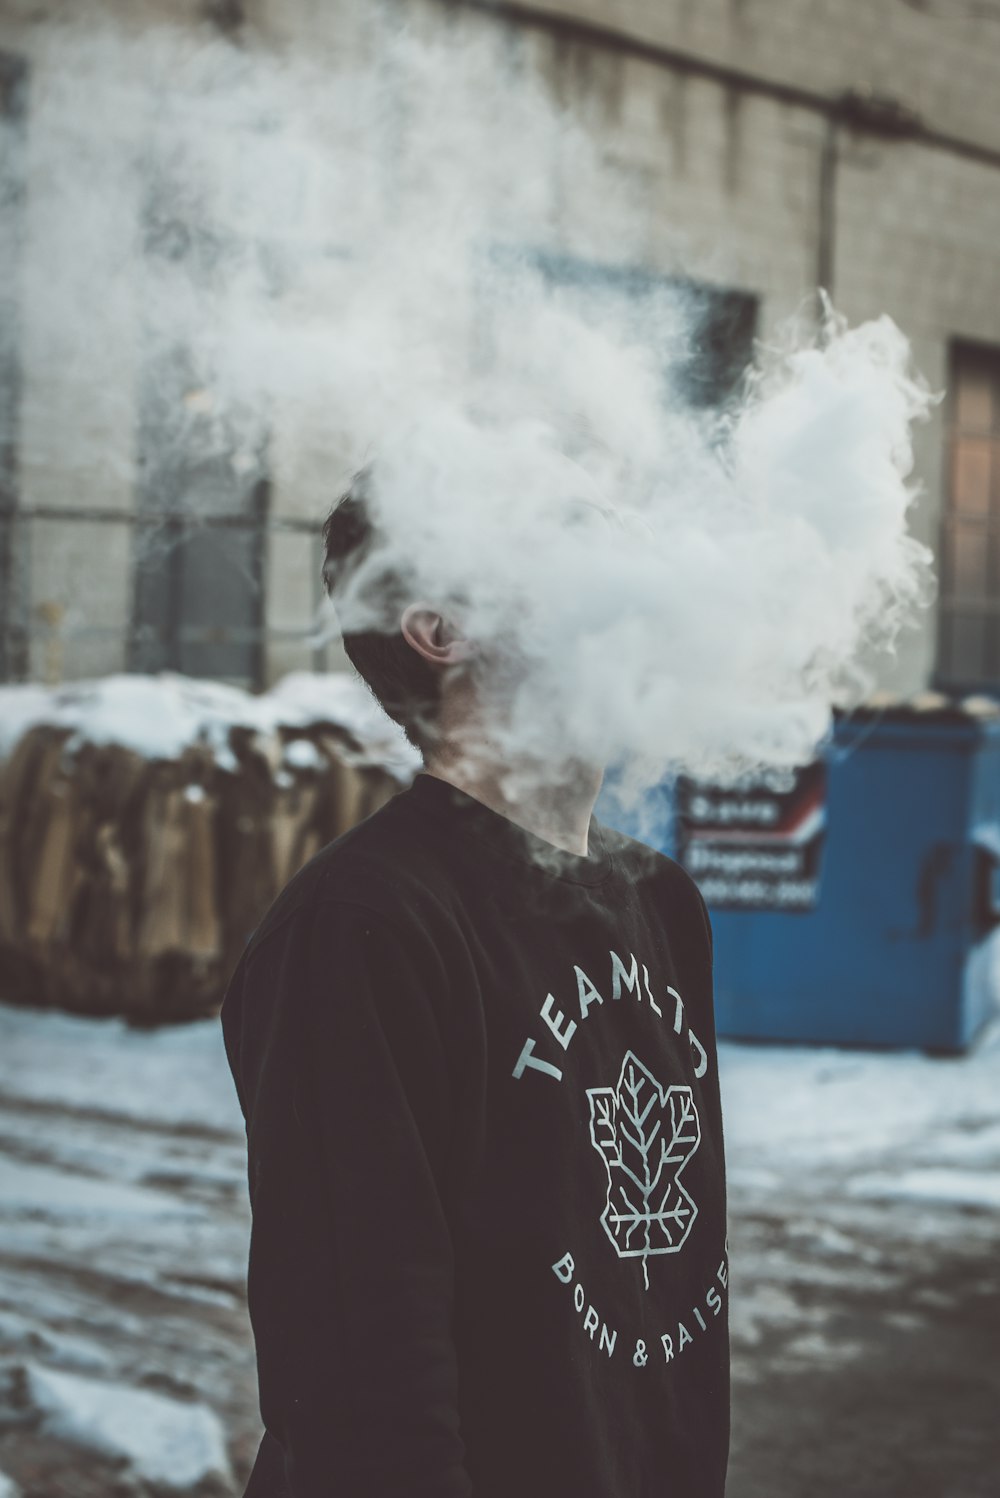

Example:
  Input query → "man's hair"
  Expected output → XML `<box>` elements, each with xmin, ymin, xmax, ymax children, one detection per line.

<box><xmin>321</xmin><ymin>467</ymin><xmax>442</xmax><ymax>754</ymax></box>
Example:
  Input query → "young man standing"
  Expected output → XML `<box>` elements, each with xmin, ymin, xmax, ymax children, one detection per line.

<box><xmin>221</xmin><ymin>469</ymin><xmax>730</xmax><ymax>1497</ymax></box>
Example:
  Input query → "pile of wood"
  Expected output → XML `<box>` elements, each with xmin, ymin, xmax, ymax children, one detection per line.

<box><xmin>0</xmin><ymin>680</ymin><xmax>412</xmax><ymax>1023</ymax></box>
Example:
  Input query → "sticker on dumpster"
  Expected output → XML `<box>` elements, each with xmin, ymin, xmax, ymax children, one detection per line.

<box><xmin>675</xmin><ymin>761</ymin><xmax>826</xmax><ymax>911</ymax></box>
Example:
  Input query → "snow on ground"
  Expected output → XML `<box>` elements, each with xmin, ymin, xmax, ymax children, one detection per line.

<box><xmin>719</xmin><ymin>1018</ymin><xmax>1000</xmax><ymax>1180</ymax></box>
<box><xmin>0</xmin><ymin>1005</ymin><xmax>243</xmax><ymax>1135</ymax></box>
<box><xmin>848</xmin><ymin>1166</ymin><xmax>1000</xmax><ymax>1212</ymax></box>
<box><xmin>0</xmin><ymin>998</ymin><xmax>998</xmax><ymax>1493</ymax></box>
<box><xmin>24</xmin><ymin>1362</ymin><xmax>231</xmax><ymax>1489</ymax></box>
<box><xmin>0</xmin><ymin>1002</ymin><xmax>253</xmax><ymax>1492</ymax></box>
<box><xmin>3</xmin><ymin>1000</ymin><xmax>1000</xmax><ymax>1203</ymax></box>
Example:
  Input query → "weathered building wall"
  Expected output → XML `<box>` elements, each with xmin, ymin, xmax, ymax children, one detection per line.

<box><xmin>1</xmin><ymin>0</ymin><xmax>998</xmax><ymax>696</ymax></box>
<box><xmin>491</xmin><ymin>0</ymin><xmax>1000</xmax><ymax>155</ymax></box>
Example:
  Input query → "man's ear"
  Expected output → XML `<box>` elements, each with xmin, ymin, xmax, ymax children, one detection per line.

<box><xmin>400</xmin><ymin>604</ymin><xmax>476</xmax><ymax>668</ymax></box>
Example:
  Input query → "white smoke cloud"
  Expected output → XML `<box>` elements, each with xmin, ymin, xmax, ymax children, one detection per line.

<box><xmin>13</xmin><ymin>12</ymin><xmax>936</xmax><ymax>792</ymax></box>
<box><xmin>359</xmin><ymin>301</ymin><xmax>935</xmax><ymax>788</ymax></box>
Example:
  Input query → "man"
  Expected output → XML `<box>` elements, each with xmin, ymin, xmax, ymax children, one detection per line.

<box><xmin>221</xmin><ymin>464</ymin><xmax>730</xmax><ymax>1497</ymax></box>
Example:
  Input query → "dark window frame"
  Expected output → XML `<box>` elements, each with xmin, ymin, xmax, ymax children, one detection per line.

<box><xmin>0</xmin><ymin>49</ymin><xmax>28</xmax><ymax>683</ymax></box>
<box><xmin>934</xmin><ymin>339</ymin><xmax>1000</xmax><ymax>696</ymax></box>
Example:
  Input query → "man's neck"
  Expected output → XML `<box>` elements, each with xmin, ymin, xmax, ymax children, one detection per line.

<box><xmin>422</xmin><ymin>752</ymin><xmax>602</xmax><ymax>858</ymax></box>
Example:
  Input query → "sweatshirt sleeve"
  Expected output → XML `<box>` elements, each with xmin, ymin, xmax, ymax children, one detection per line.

<box><xmin>695</xmin><ymin>883</ymin><xmax>715</xmax><ymax>974</ymax></box>
<box><xmin>224</xmin><ymin>895</ymin><xmax>473</xmax><ymax>1497</ymax></box>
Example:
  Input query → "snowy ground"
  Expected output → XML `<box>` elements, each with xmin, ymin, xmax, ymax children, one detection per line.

<box><xmin>0</xmin><ymin>1002</ymin><xmax>998</xmax><ymax>1497</ymax></box>
<box><xmin>721</xmin><ymin>1026</ymin><xmax>1000</xmax><ymax>1498</ymax></box>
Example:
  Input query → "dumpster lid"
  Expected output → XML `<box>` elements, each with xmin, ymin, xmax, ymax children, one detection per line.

<box><xmin>833</xmin><ymin>689</ymin><xmax>1000</xmax><ymax>726</ymax></box>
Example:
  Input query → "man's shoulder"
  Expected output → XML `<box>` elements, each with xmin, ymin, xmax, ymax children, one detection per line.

<box><xmin>245</xmin><ymin>784</ymin><xmax>447</xmax><ymax>957</ymax></box>
<box><xmin>600</xmin><ymin>819</ymin><xmax>713</xmax><ymax>962</ymax></box>
<box><xmin>601</xmin><ymin>819</ymin><xmax>705</xmax><ymax>904</ymax></box>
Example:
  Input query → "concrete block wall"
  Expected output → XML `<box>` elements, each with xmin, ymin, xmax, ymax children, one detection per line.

<box><xmin>832</xmin><ymin>135</ymin><xmax>1000</xmax><ymax>691</ymax></box>
<box><xmin>391</xmin><ymin>0</ymin><xmax>1000</xmax><ymax>697</ymax></box>
<box><xmin>1</xmin><ymin>0</ymin><xmax>998</xmax><ymax>697</ymax></box>
<box><xmin>3</xmin><ymin>15</ymin><xmax>142</xmax><ymax>682</ymax></box>
<box><xmin>525</xmin><ymin>0</ymin><xmax>1000</xmax><ymax>155</ymax></box>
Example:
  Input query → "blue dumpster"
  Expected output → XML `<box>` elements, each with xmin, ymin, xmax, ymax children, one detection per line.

<box><xmin>598</xmin><ymin>698</ymin><xmax>1000</xmax><ymax>1053</ymax></box>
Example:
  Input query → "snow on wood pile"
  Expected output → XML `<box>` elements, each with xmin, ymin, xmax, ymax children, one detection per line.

<box><xmin>0</xmin><ymin>673</ymin><xmax>419</xmax><ymax>1022</ymax></box>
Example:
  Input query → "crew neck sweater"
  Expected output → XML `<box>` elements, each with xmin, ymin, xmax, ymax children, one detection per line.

<box><xmin>221</xmin><ymin>770</ymin><xmax>730</xmax><ymax>1498</ymax></box>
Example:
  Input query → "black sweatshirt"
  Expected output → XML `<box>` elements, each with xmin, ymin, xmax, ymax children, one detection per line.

<box><xmin>221</xmin><ymin>770</ymin><xmax>730</xmax><ymax>1498</ymax></box>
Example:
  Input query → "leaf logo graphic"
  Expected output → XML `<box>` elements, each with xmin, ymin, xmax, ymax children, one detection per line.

<box><xmin>587</xmin><ymin>1050</ymin><xmax>701</xmax><ymax>1288</ymax></box>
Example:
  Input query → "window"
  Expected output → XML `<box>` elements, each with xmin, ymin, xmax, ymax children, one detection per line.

<box><xmin>936</xmin><ymin>342</ymin><xmax>1000</xmax><ymax>691</ymax></box>
<box><xmin>531</xmin><ymin>251</ymin><xmax>757</xmax><ymax>411</ymax></box>
<box><xmin>130</xmin><ymin>193</ymin><xmax>270</xmax><ymax>690</ymax></box>
<box><xmin>487</xmin><ymin>247</ymin><xmax>757</xmax><ymax>412</ymax></box>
